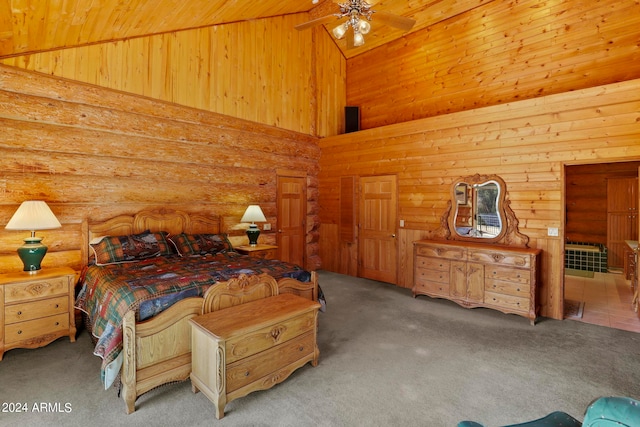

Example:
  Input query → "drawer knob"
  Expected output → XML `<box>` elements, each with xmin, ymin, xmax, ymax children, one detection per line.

<box><xmin>55</xmin><ymin>304</ymin><xmax>59</xmax><ymax>308</ymax></box>
<box><xmin>17</xmin><ymin>311</ymin><xmax>22</xmax><ymax>315</ymax></box>
<box><xmin>299</xmin><ymin>346</ymin><xmax>305</xmax><ymax>352</ymax></box>
<box><xmin>245</xmin><ymin>371</ymin><xmax>250</xmax><ymax>377</ymax></box>
<box><xmin>55</xmin><ymin>322</ymin><xmax>59</xmax><ymax>326</ymax></box>
<box><xmin>17</xmin><ymin>330</ymin><xmax>22</xmax><ymax>335</ymax></box>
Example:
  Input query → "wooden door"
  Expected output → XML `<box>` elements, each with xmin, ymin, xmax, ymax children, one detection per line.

<box><xmin>277</xmin><ymin>175</ymin><xmax>306</xmax><ymax>267</ymax></box>
<box><xmin>607</xmin><ymin>177</ymin><xmax>639</xmax><ymax>268</ymax></box>
<box><xmin>358</xmin><ymin>175</ymin><xmax>398</xmax><ymax>284</ymax></box>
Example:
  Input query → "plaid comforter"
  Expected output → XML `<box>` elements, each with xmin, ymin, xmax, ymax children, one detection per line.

<box><xmin>75</xmin><ymin>252</ymin><xmax>310</xmax><ymax>386</ymax></box>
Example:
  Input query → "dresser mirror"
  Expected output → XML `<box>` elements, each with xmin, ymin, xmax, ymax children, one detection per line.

<box><xmin>449</xmin><ymin>174</ymin><xmax>507</xmax><ymax>243</ymax></box>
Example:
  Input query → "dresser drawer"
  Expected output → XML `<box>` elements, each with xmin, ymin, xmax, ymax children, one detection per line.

<box><xmin>484</xmin><ymin>279</ymin><xmax>530</xmax><ymax>298</ymax></box>
<box><xmin>5</xmin><ymin>313</ymin><xmax>69</xmax><ymax>344</ymax></box>
<box><xmin>414</xmin><ymin>278</ymin><xmax>449</xmax><ymax>296</ymax></box>
<box><xmin>225</xmin><ymin>311</ymin><xmax>316</xmax><ymax>364</ymax></box>
<box><xmin>226</xmin><ymin>332</ymin><xmax>315</xmax><ymax>393</ymax></box>
<box><xmin>415</xmin><ymin>244</ymin><xmax>466</xmax><ymax>260</ymax></box>
<box><xmin>415</xmin><ymin>266</ymin><xmax>450</xmax><ymax>284</ymax></box>
<box><xmin>4</xmin><ymin>276</ymin><xmax>68</xmax><ymax>303</ymax></box>
<box><xmin>485</xmin><ymin>265</ymin><xmax>530</xmax><ymax>284</ymax></box>
<box><xmin>469</xmin><ymin>250</ymin><xmax>532</xmax><ymax>268</ymax></box>
<box><xmin>5</xmin><ymin>296</ymin><xmax>69</xmax><ymax>324</ymax></box>
<box><xmin>484</xmin><ymin>291</ymin><xmax>530</xmax><ymax>312</ymax></box>
<box><xmin>415</xmin><ymin>256</ymin><xmax>449</xmax><ymax>271</ymax></box>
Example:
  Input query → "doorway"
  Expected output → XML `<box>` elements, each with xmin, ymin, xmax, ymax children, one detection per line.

<box><xmin>564</xmin><ymin>161</ymin><xmax>640</xmax><ymax>332</ymax></box>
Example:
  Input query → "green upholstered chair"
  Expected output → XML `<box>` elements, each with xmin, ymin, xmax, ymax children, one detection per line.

<box><xmin>457</xmin><ymin>397</ymin><xmax>640</xmax><ymax>427</ymax></box>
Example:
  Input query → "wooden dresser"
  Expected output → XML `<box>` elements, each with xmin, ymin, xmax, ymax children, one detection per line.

<box><xmin>413</xmin><ymin>240</ymin><xmax>541</xmax><ymax>324</ymax></box>
<box><xmin>0</xmin><ymin>267</ymin><xmax>77</xmax><ymax>360</ymax></box>
<box><xmin>190</xmin><ymin>293</ymin><xmax>320</xmax><ymax>419</ymax></box>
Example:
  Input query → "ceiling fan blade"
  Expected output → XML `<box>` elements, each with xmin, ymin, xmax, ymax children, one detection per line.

<box><xmin>374</xmin><ymin>12</ymin><xmax>416</xmax><ymax>31</ymax></box>
<box><xmin>295</xmin><ymin>14</ymin><xmax>341</xmax><ymax>31</ymax></box>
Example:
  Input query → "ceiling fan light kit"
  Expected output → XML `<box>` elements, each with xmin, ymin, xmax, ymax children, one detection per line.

<box><xmin>297</xmin><ymin>0</ymin><xmax>415</xmax><ymax>49</ymax></box>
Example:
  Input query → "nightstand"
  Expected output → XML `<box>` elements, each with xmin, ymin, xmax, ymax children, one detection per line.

<box><xmin>0</xmin><ymin>267</ymin><xmax>77</xmax><ymax>360</ymax></box>
<box><xmin>235</xmin><ymin>244</ymin><xmax>278</xmax><ymax>259</ymax></box>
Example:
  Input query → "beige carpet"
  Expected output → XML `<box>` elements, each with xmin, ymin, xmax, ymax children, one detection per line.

<box><xmin>1</xmin><ymin>271</ymin><xmax>639</xmax><ymax>427</ymax></box>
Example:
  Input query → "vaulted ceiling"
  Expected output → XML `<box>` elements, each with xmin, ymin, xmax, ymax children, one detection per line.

<box><xmin>0</xmin><ymin>0</ymin><xmax>491</xmax><ymax>59</ymax></box>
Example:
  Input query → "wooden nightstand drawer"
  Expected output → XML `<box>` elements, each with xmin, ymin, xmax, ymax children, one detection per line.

<box><xmin>225</xmin><ymin>311</ymin><xmax>316</xmax><ymax>364</ymax></box>
<box><xmin>235</xmin><ymin>245</ymin><xmax>278</xmax><ymax>259</ymax></box>
<box><xmin>5</xmin><ymin>296</ymin><xmax>69</xmax><ymax>324</ymax></box>
<box><xmin>5</xmin><ymin>313</ymin><xmax>69</xmax><ymax>344</ymax></box>
<box><xmin>4</xmin><ymin>276</ymin><xmax>68</xmax><ymax>303</ymax></box>
<box><xmin>226</xmin><ymin>332</ymin><xmax>314</xmax><ymax>394</ymax></box>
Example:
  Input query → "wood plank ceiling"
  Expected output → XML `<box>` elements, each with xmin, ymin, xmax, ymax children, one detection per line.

<box><xmin>0</xmin><ymin>0</ymin><xmax>491</xmax><ymax>59</ymax></box>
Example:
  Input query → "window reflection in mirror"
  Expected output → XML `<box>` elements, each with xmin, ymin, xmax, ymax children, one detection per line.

<box><xmin>453</xmin><ymin>180</ymin><xmax>502</xmax><ymax>239</ymax></box>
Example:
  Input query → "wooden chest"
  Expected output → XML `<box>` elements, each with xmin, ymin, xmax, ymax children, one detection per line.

<box><xmin>189</xmin><ymin>293</ymin><xmax>320</xmax><ymax>419</ymax></box>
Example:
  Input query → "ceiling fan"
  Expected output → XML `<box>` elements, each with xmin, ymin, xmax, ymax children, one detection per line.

<box><xmin>295</xmin><ymin>0</ymin><xmax>416</xmax><ymax>48</ymax></box>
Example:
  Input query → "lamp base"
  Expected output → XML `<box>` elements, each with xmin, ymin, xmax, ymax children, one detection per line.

<box><xmin>17</xmin><ymin>237</ymin><xmax>48</xmax><ymax>273</ymax></box>
<box><xmin>246</xmin><ymin>224</ymin><xmax>261</xmax><ymax>247</ymax></box>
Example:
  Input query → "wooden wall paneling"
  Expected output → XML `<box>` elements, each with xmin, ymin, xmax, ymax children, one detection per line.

<box><xmin>319</xmin><ymin>78</ymin><xmax>640</xmax><ymax>320</ymax></box>
<box><xmin>346</xmin><ymin>0</ymin><xmax>640</xmax><ymax>130</ymax></box>
<box><xmin>0</xmin><ymin>13</ymin><xmax>345</xmax><ymax>137</ymax></box>
<box><xmin>0</xmin><ymin>64</ymin><xmax>321</xmax><ymax>273</ymax></box>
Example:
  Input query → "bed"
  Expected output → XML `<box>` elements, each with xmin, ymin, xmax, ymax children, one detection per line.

<box><xmin>75</xmin><ymin>208</ymin><xmax>319</xmax><ymax>414</ymax></box>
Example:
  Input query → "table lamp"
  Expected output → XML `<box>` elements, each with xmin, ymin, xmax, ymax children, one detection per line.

<box><xmin>5</xmin><ymin>201</ymin><xmax>62</xmax><ymax>273</ymax></box>
<box><xmin>240</xmin><ymin>205</ymin><xmax>266</xmax><ymax>246</ymax></box>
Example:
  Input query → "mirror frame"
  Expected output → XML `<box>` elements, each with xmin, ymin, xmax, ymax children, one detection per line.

<box><xmin>448</xmin><ymin>174</ymin><xmax>508</xmax><ymax>244</ymax></box>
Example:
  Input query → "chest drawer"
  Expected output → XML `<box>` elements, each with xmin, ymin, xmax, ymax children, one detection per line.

<box><xmin>226</xmin><ymin>332</ymin><xmax>315</xmax><ymax>393</ymax></box>
<box><xmin>415</xmin><ymin>266</ymin><xmax>450</xmax><ymax>284</ymax></box>
<box><xmin>485</xmin><ymin>265</ymin><xmax>530</xmax><ymax>284</ymax></box>
<box><xmin>469</xmin><ymin>250</ymin><xmax>532</xmax><ymax>268</ymax></box>
<box><xmin>5</xmin><ymin>313</ymin><xmax>69</xmax><ymax>344</ymax></box>
<box><xmin>225</xmin><ymin>311</ymin><xmax>316</xmax><ymax>364</ymax></box>
<box><xmin>415</xmin><ymin>256</ymin><xmax>449</xmax><ymax>271</ymax></box>
<box><xmin>4</xmin><ymin>276</ymin><xmax>68</xmax><ymax>303</ymax></box>
<box><xmin>414</xmin><ymin>278</ymin><xmax>450</xmax><ymax>296</ymax></box>
<box><xmin>415</xmin><ymin>245</ymin><xmax>466</xmax><ymax>260</ymax></box>
<box><xmin>5</xmin><ymin>296</ymin><xmax>69</xmax><ymax>324</ymax></box>
<box><xmin>484</xmin><ymin>291</ymin><xmax>530</xmax><ymax>312</ymax></box>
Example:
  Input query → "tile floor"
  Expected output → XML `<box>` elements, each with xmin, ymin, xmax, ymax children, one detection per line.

<box><xmin>564</xmin><ymin>271</ymin><xmax>640</xmax><ymax>333</ymax></box>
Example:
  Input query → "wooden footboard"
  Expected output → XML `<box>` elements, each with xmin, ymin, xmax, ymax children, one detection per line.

<box><xmin>121</xmin><ymin>297</ymin><xmax>202</xmax><ymax>414</ymax></box>
<box><xmin>119</xmin><ymin>272</ymin><xmax>318</xmax><ymax>414</ymax></box>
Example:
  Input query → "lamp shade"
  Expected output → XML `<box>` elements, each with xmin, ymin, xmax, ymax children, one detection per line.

<box><xmin>241</xmin><ymin>205</ymin><xmax>266</xmax><ymax>247</ymax></box>
<box><xmin>5</xmin><ymin>201</ymin><xmax>62</xmax><ymax>231</ymax></box>
<box><xmin>240</xmin><ymin>205</ymin><xmax>266</xmax><ymax>224</ymax></box>
<box><xmin>5</xmin><ymin>201</ymin><xmax>61</xmax><ymax>273</ymax></box>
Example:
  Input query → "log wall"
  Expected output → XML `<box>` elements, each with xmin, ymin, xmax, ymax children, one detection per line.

<box><xmin>347</xmin><ymin>0</ymin><xmax>640</xmax><ymax>130</ymax></box>
<box><xmin>0</xmin><ymin>65</ymin><xmax>321</xmax><ymax>273</ymax></box>
<box><xmin>318</xmin><ymin>78</ymin><xmax>640</xmax><ymax>320</ymax></box>
<box><xmin>0</xmin><ymin>14</ymin><xmax>346</xmax><ymax>137</ymax></box>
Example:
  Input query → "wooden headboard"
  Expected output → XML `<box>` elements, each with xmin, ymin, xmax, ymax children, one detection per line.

<box><xmin>81</xmin><ymin>208</ymin><xmax>222</xmax><ymax>267</ymax></box>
